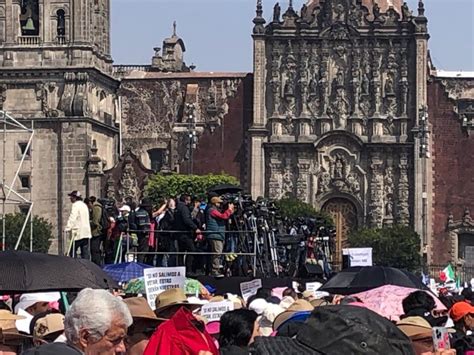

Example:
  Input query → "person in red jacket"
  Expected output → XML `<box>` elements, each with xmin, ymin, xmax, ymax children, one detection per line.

<box><xmin>143</xmin><ymin>306</ymin><xmax>218</xmax><ymax>355</ymax></box>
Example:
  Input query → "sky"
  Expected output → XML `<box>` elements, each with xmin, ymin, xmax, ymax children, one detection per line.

<box><xmin>111</xmin><ymin>0</ymin><xmax>474</xmax><ymax>72</ymax></box>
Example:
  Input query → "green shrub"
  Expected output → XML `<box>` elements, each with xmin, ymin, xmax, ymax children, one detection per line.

<box><xmin>1</xmin><ymin>213</ymin><xmax>53</xmax><ymax>253</ymax></box>
<box><xmin>349</xmin><ymin>225</ymin><xmax>421</xmax><ymax>271</ymax></box>
<box><xmin>145</xmin><ymin>173</ymin><xmax>239</xmax><ymax>204</ymax></box>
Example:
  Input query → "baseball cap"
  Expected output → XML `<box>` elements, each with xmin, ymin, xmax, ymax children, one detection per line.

<box><xmin>14</xmin><ymin>293</ymin><xmax>61</xmax><ymax>314</ymax></box>
<box><xmin>119</xmin><ymin>205</ymin><xmax>131</xmax><ymax>213</ymax></box>
<box><xmin>33</xmin><ymin>313</ymin><xmax>65</xmax><ymax>340</ymax></box>
<box><xmin>210</xmin><ymin>196</ymin><xmax>223</xmax><ymax>204</ymax></box>
<box><xmin>449</xmin><ymin>301</ymin><xmax>474</xmax><ymax>322</ymax></box>
<box><xmin>67</xmin><ymin>191</ymin><xmax>81</xmax><ymax>198</ymax></box>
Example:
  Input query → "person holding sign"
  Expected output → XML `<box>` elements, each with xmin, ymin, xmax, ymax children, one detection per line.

<box><xmin>205</xmin><ymin>196</ymin><xmax>234</xmax><ymax>277</ymax></box>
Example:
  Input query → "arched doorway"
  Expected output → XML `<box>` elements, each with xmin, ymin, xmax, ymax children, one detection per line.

<box><xmin>322</xmin><ymin>198</ymin><xmax>358</xmax><ymax>264</ymax></box>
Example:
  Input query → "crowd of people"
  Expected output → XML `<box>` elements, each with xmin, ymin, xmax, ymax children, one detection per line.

<box><xmin>65</xmin><ymin>190</ymin><xmax>234</xmax><ymax>277</ymax></box>
<box><xmin>0</xmin><ymin>283</ymin><xmax>473</xmax><ymax>354</ymax></box>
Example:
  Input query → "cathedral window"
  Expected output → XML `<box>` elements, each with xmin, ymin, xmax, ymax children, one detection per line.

<box><xmin>20</xmin><ymin>0</ymin><xmax>39</xmax><ymax>36</ymax></box>
<box><xmin>459</xmin><ymin>233</ymin><xmax>474</xmax><ymax>265</ymax></box>
<box><xmin>148</xmin><ymin>149</ymin><xmax>164</xmax><ymax>172</ymax></box>
<box><xmin>56</xmin><ymin>9</ymin><xmax>66</xmax><ymax>43</ymax></box>
<box><xmin>19</xmin><ymin>174</ymin><xmax>31</xmax><ymax>190</ymax></box>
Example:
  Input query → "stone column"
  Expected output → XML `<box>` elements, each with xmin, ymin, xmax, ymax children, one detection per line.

<box><xmin>413</xmin><ymin>6</ymin><xmax>431</xmax><ymax>261</ymax></box>
<box><xmin>87</xmin><ymin>140</ymin><xmax>104</xmax><ymax>198</ymax></box>
<box><xmin>250</xmin><ymin>26</ymin><xmax>267</xmax><ymax>198</ymax></box>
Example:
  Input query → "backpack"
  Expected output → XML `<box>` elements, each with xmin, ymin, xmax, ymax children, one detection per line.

<box><xmin>135</xmin><ymin>208</ymin><xmax>151</xmax><ymax>231</ymax></box>
<box><xmin>99</xmin><ymin>204</ymin><xmax>110</xmax><ymax>232</ymax></box>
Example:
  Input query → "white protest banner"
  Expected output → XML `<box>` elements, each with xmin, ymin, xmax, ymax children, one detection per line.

<box><xmin>201</xmin><ymin>301</ymin><xmax>234</xmax><ymax>322</ymax></box>
<box><xmin>305</xmin><ymin>282</ymin><xmax>322</xmax><ymax>293</ymax></box>
<box><xmin>343</xmin><ymin>248</ymin><xmax>373</xmax><ymax>267</ymax></box>
<box><xmin>144</xmin><ymin>267</ymin><xmax>186</xmax><ymax>310</ymax></box>
<box><xmin>240</xmin><ymin>279</ymin><xmax>262</xmax><ymax>301</ymax></box>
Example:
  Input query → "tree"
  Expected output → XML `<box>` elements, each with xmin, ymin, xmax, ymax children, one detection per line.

<box><xmin>349</xmin><ymin>225</ymin><xmax>421</xmax><ymax>271</ymax></box>
<box><xmin>2</xmin><ymin>213</ymin><xmax>53</xmax><ymax>253</ymax></box>
<box><xmin>145</xmin><ymin>173</ymin><xmax>240</xmax><ymax>205</ymax></box>
<box><xmin>274</xmin><ymin>198</ymin><xmax>333</xmax><ymax>227</ymax></box>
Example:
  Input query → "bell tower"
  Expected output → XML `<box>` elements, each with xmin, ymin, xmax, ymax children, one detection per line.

<box><xmin>0</xmin><ymin>0</ymin><xmax>112</xmax><ymax>71</ymax></box>
<box><xmin>0</xmin><ymin>0</ymin><xmax>119</xmax><ymax>253</ymax></box>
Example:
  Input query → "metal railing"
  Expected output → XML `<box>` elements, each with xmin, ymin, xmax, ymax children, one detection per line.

<box><xmin>63</xmin><ymin>229</ymin><xmax>259</xmax><ymax>277</ymax></box>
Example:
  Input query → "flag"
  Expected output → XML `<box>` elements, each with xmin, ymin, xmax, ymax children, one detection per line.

<box><xmin>440</xmin><ymin>264</ymin><xmax>455</xmax><ymax>282</ymax></box>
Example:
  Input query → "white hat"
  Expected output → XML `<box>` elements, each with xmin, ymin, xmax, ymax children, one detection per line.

<box><xmin>119</xmin><ymin>205</ymin><xmax>131</xmax><ymax>213</ymax></box>
<box><xmin>14</xmin><ymin>292</ymin><xmax>61</xmax><ymax>314</ymax></box>
<box><xmin>260</xmin><ymin>304</ymin><xmax>285</xmax><ymax>336</ymax></box>
<box><xmin>248</xmin><ymin>298</ymin><xmax>268</xmax><ymax>315</ymax></box>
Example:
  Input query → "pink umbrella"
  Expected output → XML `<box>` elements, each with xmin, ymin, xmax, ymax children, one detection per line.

<box><xmin>351</xmin><ymin>285</ymin><xmax>446</xmax><ymax>321</ymax></box>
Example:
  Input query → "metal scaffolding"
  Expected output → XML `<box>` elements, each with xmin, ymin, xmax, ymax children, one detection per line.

<box><xmin>0</xmin><ymin>110</ymin><xmax>34</xmax><ymax>251</ymax></box>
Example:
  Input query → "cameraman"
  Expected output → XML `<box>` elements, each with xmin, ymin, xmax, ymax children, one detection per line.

<box><xmin>205</xmin><ymin>196</ymin><xmax>234</xmax><ymax>277</ymax></box>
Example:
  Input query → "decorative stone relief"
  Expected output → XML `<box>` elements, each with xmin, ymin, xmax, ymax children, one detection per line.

<box><xmin>120</xmin><ymin>161</ymin><xmax>140</xmax><ymax>202</ymax></box>
<box><xmin>369</xmin><ymin>154</ymin><xmax>384</xmax><ymax>227</ymax></box>
<box><xmin>282</xmin><ymin>42</ymin><xmax>298</xmax><ymax>118</ymax></box>
<box><xmin>397</xmin><ymin>153</ymin><xmax>410</xmax><ymax>225</ymax></box>
<box><xmin>317</xmin><ymin>149</ymin><xmax>362</xmax><ymax>199</ymax></box>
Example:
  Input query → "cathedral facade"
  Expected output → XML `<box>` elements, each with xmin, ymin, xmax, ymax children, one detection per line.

<box><xmin>250</xmin><ymin>0</ymin><xmax>430</xmax><ymax>262</ymax></box>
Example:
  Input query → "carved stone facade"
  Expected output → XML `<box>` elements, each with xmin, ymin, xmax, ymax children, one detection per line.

<box><xmin>101</xmin><ymin>150</ymin><xmax>153</xmax><ymax>203</ymax></box>
<box><xmin>250</xmin><ymin>0</ymin><xmax>431</xmax><ymax>257</ymax></box>
<box><xmin>117</xmin><ymin>72</ymin><xmax>251</xmax><ymax>183</ymax></box>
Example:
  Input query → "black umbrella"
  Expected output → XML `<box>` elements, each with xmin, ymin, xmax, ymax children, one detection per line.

<box><xmin>0</xmin><ymin>251</ymin><xmax>118</xmax><ymax>293</ymax></box>
<box><xmin>207</xmin><ymin>184</ymin><xmax>242</xmax><ymax>195</ymax></box>
<box><xmin>320</xmin><ymin>266</ymin><xmax>427</xmax><ymax>295</ymax></box>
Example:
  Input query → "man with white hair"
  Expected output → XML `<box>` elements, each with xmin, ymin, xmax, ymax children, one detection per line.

<box><xmin>23</xmin><ymin>288</ymin><xmax>132</xmax><ymax>355</ymax></box>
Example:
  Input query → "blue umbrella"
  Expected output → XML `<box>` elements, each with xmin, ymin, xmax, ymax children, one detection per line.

<box><xmin>103</xmin><ymin>262</ymin><xmax>153</xmax><ymax>283</ymax></box>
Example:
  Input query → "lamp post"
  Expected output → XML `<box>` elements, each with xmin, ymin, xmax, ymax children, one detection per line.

<box><xmin>418</xmin><ymin>105</ymin><xmax>430</xmax><ymax>250</ymax></box>
<box><xmin>185</xmin><ymin>103</ymin><xmax>197</xmax><ymax>175</ymax></box>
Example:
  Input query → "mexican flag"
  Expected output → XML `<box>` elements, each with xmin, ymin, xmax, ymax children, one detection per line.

<box><xmin>440</xmin><ymin>264</ymin><xmax>455</xmax><ymax>282</ymax></box>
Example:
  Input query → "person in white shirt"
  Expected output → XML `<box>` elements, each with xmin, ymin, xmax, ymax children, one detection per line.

<box><xmin>65</xmin><ymin>191</ymin><xmax>92</xmax><ymax>259</ymax></box>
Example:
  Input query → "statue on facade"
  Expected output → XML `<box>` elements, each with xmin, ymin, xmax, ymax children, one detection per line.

<box><xmin>402</xmin><ymin>2</ymin><xmax>412</xmax><ymax>21</ymax></box>
<box><xmin>384</xmin><ymin>72</ymin><xmax>395</xmax><ymax>96</ymax></box>
<box><xmin>361</xmin><ymin>70</ymin><xmax>370</xmax><ymax>96</ymax></box>
<box><xmin>273</xmin><ymin>3</ymin><xmax>281</xmax><ymax>23</ymax></box>
<box><xmin>330</xmin><ymin>88</ymin><xmax>350</xmax><ymax>129</ymax></box>
<box><xmin>310</xmin><ymin>6</ymin><xmax>320</xmax><ymax>27</ymax></box>
<box><xmin>283</xmin><ymin>68</ymin><xmax>297</xmax><ymax>117</ymax></box>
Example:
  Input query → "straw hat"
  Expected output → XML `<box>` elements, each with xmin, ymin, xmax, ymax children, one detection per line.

<box><xmin>124</xmin><ymin>297</ymin><xmax>165</xmax><ymax>323</ymax></box>
<box><xmin>0</xmin><ymin>310</ymin><xmax>30</xmax><ymax>344</ymax></box>
<box><xmin>273</xmin><ymin>299</ymin><xmax>314</xmax><ymax>330</ymax></box>
<box><xmin>397</xmin><ymin>316</ymin><xmax>432</xmax><ymax>339</ymax></box>
<box><xmin>154</xmin><ymin>288</ymin><xmax>201</xmax><ymax>318</ymax></box>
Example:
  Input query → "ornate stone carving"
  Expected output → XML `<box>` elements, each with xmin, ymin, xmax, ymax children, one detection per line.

<box><xmin>35</xmin><ymin>83</ymin><xmax>48</xmax><ymax>114</ymax></box>
<box><xmin>369</xmin><ymin>154</ymin><xmax>384</xmax><ymax>227</ymax></box>
<box><xmin>281</xmin><ymin>158</ymin><xmax>295</xmax><ymax>198</ymax></box>
<box><xmin>282</xmin><ymin>43</ymin><xmax>298</xmax><ymax>118</ymax></box>
<box><xmin>120</xmin><ymin>161</ymin><xmax>140</xmax><ymax>202</ymax></box>
<box><xmin>383</xmin><ymin>165</ymin><xmax>395</xmax><ymax>223</ymax></box>
<box><xmin>59</xmin><ymin>72</ymin><xmax>76</xmax><ymax>116</ymax></box>
<box><xmin>268</xmin><ymin>152</ymin><xmax>283</xmax><ymax>199</ymax></box>
<box><xmin>317</xmin><ymin>150</ymin><xmax>362</xmax><ymax>199</ymax></box>
<box><xmin>397</xmin><ymin>153</ymin><xmax>410</xmax><ymax>225</ymax></box>
<box><xmin>297</xmin><ymin>160</ymin><xmax>310</xmax><ymax>201</ymax></box>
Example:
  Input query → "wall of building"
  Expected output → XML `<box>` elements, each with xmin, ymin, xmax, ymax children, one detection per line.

<box><xmin>429</xmin><ymin>78</ymin><xmax>474</xmax><ymax>264</ymax></box>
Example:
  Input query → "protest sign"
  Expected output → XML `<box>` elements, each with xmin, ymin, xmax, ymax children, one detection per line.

<box><xmin>305</xmin><ymin>282</ymin><xmax>322</xmax><ymax>293</ymax></box>
<box><xmin>240</xmin><ymin>279</ymin><xmax>262</xmax><ymax>301</ymax></box>
<box><xmin>201</xmin><ymin>300</ymin><xmax>234</xmax><ymax>322</ymax></box>
<box><xmin>343</xmin><ymin>248</ymin><xmax>373</xmax><ymax>267</ymax></box>
<box><xmin>144</xmin><ymin>267</ymin><xmax>186</xmax><ymax>310</ymax></box>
